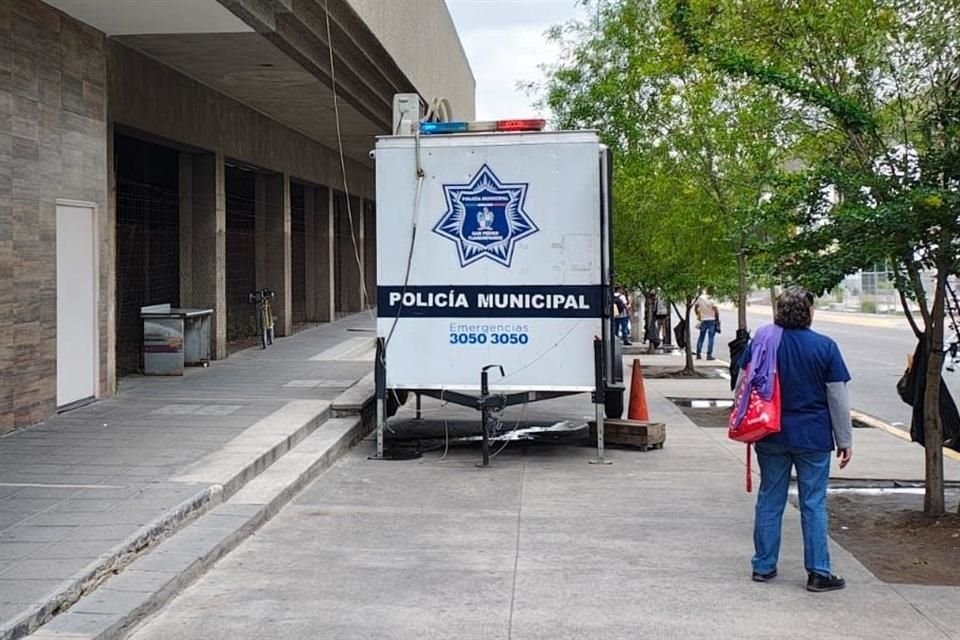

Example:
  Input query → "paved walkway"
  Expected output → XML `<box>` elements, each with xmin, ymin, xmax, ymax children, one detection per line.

<box><xmin>0</xmin><ymin>314</ymin><xmax>375</xmax><ymax>638</ymax></box>
<box><xmin>3</xmin><ymin>332</ymin><xmax>959</xmax><ymax>639</ymax></box>
<box><xmin>123</xmin><ymin>371</ymin><xmax>959</xmax><ymax>640</ymax></box>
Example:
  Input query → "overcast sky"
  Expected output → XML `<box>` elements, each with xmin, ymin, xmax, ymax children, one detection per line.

<box><xmin>444</xmin><ymin>0</ymin><xmax>587</xmax><ymax>121</ymax></box>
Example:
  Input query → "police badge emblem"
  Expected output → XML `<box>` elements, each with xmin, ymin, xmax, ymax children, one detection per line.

<box><xmin>433</xmin><ymin>164</ymin><xmax>538</xmax><ymax>267</ymax></box>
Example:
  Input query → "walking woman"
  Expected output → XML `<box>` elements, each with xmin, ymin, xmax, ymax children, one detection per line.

<box><xmin>743</xmin><ymin>287</ymin><xmax>853</xmax><ymax>592</ymax></box>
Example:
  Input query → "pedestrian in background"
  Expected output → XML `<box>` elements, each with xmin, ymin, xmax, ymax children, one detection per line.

<box><xmin>744</xmin><ymin>287</ymin><xmax>853</xmax><ymax>592</ymax></box>
<box><xmin>695</xmin><ymin>289</ymin><xmax>720</xmax><ymax>360</ymax></box>
<box><xmin>655</xmin><ymin>292</ymin><xmax>671</xmax><ymax>347</ymax></box>
<box><xmin>614</xmin><ymin>286</ymin><xmax>631</xmax><ymax>346</ymax></box>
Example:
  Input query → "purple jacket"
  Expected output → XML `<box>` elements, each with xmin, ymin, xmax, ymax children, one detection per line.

<box><xmin>733</xmin><ymin>323</ymin><xmax>783</xmax><ymax>427</ymax></box>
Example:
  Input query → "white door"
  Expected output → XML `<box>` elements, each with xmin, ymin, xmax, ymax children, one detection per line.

<box><xmin>56</xmin><ymin>202</ymin><xmax>98</xmax><ymax>407</ymax></box>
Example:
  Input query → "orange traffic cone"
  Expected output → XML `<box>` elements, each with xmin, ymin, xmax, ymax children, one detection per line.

<box><xmin>628</xmin><ymin>358</ymin><xmax>650</xmax><ymax>421</ymax></box>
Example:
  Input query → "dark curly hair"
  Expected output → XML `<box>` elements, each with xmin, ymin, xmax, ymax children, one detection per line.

<box><xmin>775</xmin><ymin>287</ymin><xmax>814</xmax><ymax>329</ymax></box>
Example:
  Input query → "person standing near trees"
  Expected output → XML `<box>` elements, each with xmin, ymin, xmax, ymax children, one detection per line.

<box><xmin>655</xmin><ymin>290</ymin><xmax>671</xmax><ymax>347</ymax></box>
<box><xmin>695</xmin><ymin>289</ymin><xmax>720</xmax><ymax>360</ymax></box>
<box><xmin>742</xmin><ymin>287</ymin><xmax>853</xmax><ymax>593</ymax></box>
<box><xmin>613</xmin><ymin>286</ymin><xmax>632</xmax><ymax>346</ymax></box>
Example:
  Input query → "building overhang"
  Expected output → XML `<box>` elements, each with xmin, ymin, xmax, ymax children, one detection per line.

<box><xmin>45</xmin><ymin>0</ymin><xmax>429</xmax><ymax>165</ymax></box>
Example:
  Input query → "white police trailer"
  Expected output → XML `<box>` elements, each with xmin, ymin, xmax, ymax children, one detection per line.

<box><xmin>373</xmin><ymin>99</ymin><xmax>624</xmax><ymax>464</ymax></box>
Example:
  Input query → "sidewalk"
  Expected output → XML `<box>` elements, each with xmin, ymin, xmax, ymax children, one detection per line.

<box><xmin>0</xmin><ymin>314</ymin><xmax>376</xmax><ymax>639</ymax></box>
<box><xmin>5</xmin><ymin>335</ymin><xmax>958</xmax><ymax>639</ymax></box>
<box><xmin>113</xmin><ymin>365</ymin><xmax>960</xmax><ymax>640</ymax></box>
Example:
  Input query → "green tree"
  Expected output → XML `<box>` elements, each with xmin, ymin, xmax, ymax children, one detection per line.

<box><xmin>673</xmin><ymin>0</ymin><xmax>960</xmax><ymax>514</ymax></box>
<box><xmin>616</xmin><ymin>146</ymin><xmax>738</xmax><ymax>371</ymax></box>
<box><xmin>540</xmin><ymin>0</ymin><xmax>793</xmax><ymax>367</ymax></box>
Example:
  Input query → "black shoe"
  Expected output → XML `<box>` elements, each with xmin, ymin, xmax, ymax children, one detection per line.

<box><xmin>695</xmin><ymin>353</ymin><xmax>702</xmax><ymax>360</ymax></box>
<box><xmin>806</xmin><ymin>572</ymin><xmax>845</xmax><ymax>592</ymax></box>
<box><xmin>752</xmin><ymin>569</ymin><xmax>777</xmax><ymax>582</ymax></box>
<box><xmin>706</xmin><ymin>355</ymin><xmax>716</xmax><ymax>361</ymax></box>
<box><xmin>623</xmin><ymin>340</ymin><xmax>632</xmax><ymax>346</ymax></box>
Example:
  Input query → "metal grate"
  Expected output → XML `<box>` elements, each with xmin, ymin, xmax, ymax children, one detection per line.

<box><xmin>115</xmin><ymin>135</ymin><xmax>180</xmax><ymax>375</ymax></box>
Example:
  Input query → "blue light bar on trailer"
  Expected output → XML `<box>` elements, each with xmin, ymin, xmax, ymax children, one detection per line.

<box><xmin>420</xmin><ymin>121</ymin><xmax>468</xmax><ymax>134</ymax></box>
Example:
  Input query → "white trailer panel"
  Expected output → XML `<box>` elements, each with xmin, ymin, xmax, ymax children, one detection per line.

<box><xmin>376</xmin><ymin>131</ymin><xmax>603</xmax><ymax>392</ymax></box>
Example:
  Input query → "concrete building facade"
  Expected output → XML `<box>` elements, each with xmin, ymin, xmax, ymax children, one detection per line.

<box><xmin>0</xmin><ymin>0</ymin><xmax>474</xmax><ymax>432</ymax></box>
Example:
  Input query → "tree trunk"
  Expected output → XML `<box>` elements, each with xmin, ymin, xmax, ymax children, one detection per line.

<box><xmin>769</xmin><ymin>285</ymin><xmax>777</xmax><ymax>320</ymax></box>
<box><xmin>684</xmin><ymin>300</ymin><xmax>695</xmax><ymax>373</ymax></box>
<box><xmin>922</xmin><ymin>269</ymin><xmax>948</xmax><ymax>517</ymax></box>
<box><xmin>737</xmin><ymin>252</ymin><xmax>748</xmax><ymax>331</ymax></box>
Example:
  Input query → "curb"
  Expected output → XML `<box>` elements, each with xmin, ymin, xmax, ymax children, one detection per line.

<box><xmin>1</xmin><ymin>404</ymin><xmax>332</xmax><ymax>640</ymax></box>
<box><xmin>851</xmin><ymin>410</ymin><xmax>960</xmax><ymax>462</ymax></box>
<box><xmin>331</xmin><ymin>372</ymin><xmax>375</xmax><ymax>417</ymax></box>
<box><xmin>27</xmin><ymin>416</ymin><xmax>369</xmax><ymax>640</ymax></box>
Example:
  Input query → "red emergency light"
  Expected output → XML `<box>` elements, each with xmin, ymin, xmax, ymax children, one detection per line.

<box><xmin>495</xmin><ymin>119</ymin><xmax>546</xmax><ymax>132</ymax></box>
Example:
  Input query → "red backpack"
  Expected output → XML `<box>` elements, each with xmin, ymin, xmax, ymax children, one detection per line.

<box><xmin>729</xmin><ymin>366</ymin><xmax>782</xmax><ymax>491</ymax></box>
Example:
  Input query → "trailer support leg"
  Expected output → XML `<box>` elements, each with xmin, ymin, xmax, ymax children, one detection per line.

<box><xmin>479</xmin><ymin>368</ymin><xmax>491</xmax><ymax>467</ymax></box>
<box><xmin>590</xmin><ymin>337</ymin><xmax>612</xmax><ymax>465</ymax></box>
<box><xmin>477</xmin><ymin>365</ymin><xmax>505</xmax><ymax>467</ymax></box>
<box><xmin>415</xmin><ymin>393</ymin><xmax>422</xmax><ymax>420</ymax></box>
<box><xmin>374</xmin><ymin>337</ymin><xmax>386</xmax><ymax>460</ymax></box>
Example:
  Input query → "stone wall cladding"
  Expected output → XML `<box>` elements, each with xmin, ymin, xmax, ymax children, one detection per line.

<box><xmin>0</xmin><ymin>0</ymin><xmax>108</xmax><ymax>433</ymax></box>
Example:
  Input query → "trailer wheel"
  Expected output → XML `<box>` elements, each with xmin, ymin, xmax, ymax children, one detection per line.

<box><xmin>604</xmin><ymin>387</ymin><xmax>624</xmax><ymax>419</ymax></box>
<box><xmin>386</xmin><ymin>389</ymin><xmax>409</xmax><ymax>418</ymax></box>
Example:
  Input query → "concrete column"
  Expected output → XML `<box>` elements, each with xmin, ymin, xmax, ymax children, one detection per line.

<box><xmin>256</xmin><ymin>173</ymin><xmax>292</xmax><ymax>336</ymax></box>
<box><xmin>357</xmin><ymin>198</ymin><xmax>365</xmax><ymax>308</ymax></box>
<box><xmin>328</xmin><ymin>188</ymin><xmax>336</xmax><ymax>321</ymax></box>
<box><xmin>315</xmin><ymin>187</ymin><xmax>331</xmax><ymax>321</ymax></box>
<box><xmin>304</xmin><ymin>187</ymin><xmax>317</xmax><ymax>321</ymax></box>
<box><xmin>105</xmin><ymin>122</ymin><xmax>117</xmax><ymax>395</ymax></box>
<box><xmin>184</xmin><ymin>150</ymin><xmax>226</xmax><ymax>359</ymax></box>
<box><xmin>363</xmin><ymin>199</ymin><xmax>376</xmax><ymax>310</ymax></box>
<box><xmin>349</xmin><ymin>195</ymin><xmax>363</xmax><ymax>312</ymax></box>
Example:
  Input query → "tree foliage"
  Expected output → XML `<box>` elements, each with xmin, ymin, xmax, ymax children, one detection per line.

<box><xmin>540</xmin><ymin>0</ymin><xmax>794</xmax><ymax>368</ymax></box>
<box><xmin>672</xmin><ymin>0</ymin><xmax>960</xmax><ymax>514</ymax></box>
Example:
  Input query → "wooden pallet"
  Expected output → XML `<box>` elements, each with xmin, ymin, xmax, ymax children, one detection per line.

<box><xmin>588</xmin><ymin>419</ymin><xmax>666</xmax><ymax>451</ymax></box>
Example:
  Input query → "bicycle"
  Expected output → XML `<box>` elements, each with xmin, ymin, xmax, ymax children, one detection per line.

<box><xmin>248</xmin><ymin>288</ymin><xmax>275</xmax><ymax>349</ymax></box>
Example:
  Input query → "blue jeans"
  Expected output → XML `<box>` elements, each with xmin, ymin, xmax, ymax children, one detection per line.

<box><xmin>752</xmin><ymin>441</ymin><xmax>832</xmax><ymax>576</ymax></box>
<box><xmin>616</xmin><ymin>317</ymin><xmax>630</xmax><ymax>343</ymax></box>
<box><xmin>696</xmin><ymin>319</ymin><xmax>717</xmax><ymax>356</ymax></box>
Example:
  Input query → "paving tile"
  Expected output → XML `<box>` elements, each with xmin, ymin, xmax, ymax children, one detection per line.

<box><xmin>15</xmin><ymin>511</ymin><xmax>98</xmax><ymax>527</ymax></box>
<box><xmin>0</xmin><ymin>541</ymin><xmax>50</xmax><ymax>561</ymax></box>
<box><xmin>0</xmin><ymin>487</ymin><xmax>23</xmax><ymax>499</ymax></box>
<box><xmin>33</xmin><ymin>540</ymin><xmax>116</xmax><ymax>560</ymax></box>
<box><xmin>39</xmin><ymin>610</ymin><xmax>121</xmax><ymax>635</ymax></box>
<box><xmin>0</xmin><ymin>602</ymin><xmax>32</xmax><ymax>624</ymax></box>
<box><xmin>0</xmin><ymin>578</ymin><xmax>54</xmax><ymax>605</ymax></box>
<box><xmin>71</xmin><ymin>524</ymin><xmax>137</xmax><ymax>542</ymax></box>
<box><xmin>0</xmin><ymin>556</ymin><xmax>91</xmax><ymax>581</ymax></box>
<box><xmin>0</xmin><ymin>525</ymin><xmax>75</xmax><ymax>543</ymax></box>
<box><xmin>103</xmin><ymin>569</ymin><xmax>176</xmax><ymax>594</ymax></box>
<box><xmin>72</xmin><ymin>587</ymin><xmax>152</xmax><ymax>615</ymax></box>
